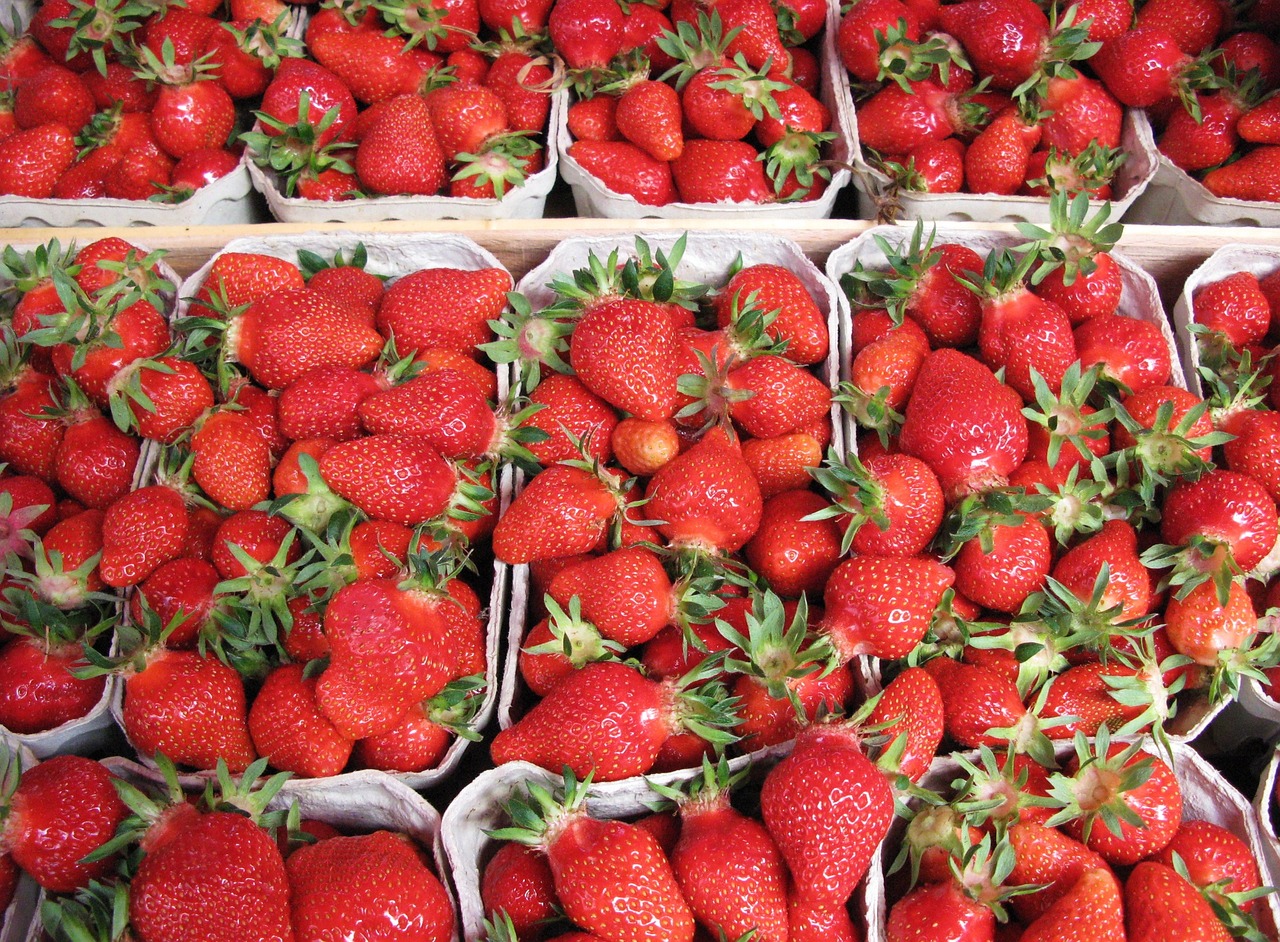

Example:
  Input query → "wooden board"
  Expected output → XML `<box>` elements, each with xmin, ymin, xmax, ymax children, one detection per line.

<box><xmin>3</xmin><ymin>219</ymin><xmax>1279</xmax><ymax>306</ymax></box>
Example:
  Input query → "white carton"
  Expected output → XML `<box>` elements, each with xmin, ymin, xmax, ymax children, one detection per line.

<box><xmin>1169</xmin><ymin>244</ymin><xmax>1280</xmax><ymax>398</ymax></box>
<box><xmin>499</xmin><ymin>232</ymin><xmax>846</xmax><ymax>731</ymax></box>
<box><xmin>1127</xmin><ymin>112</ymin><xmax>1280</xmax><ymax>228</ymax></box>
<box><xmin>831</xmin><ymin>27</ymin><xmax>1158</xmax><ymax>224</ymax></box>
<box><xmin>865</xmin><ymin>741</ymin><xmax>1280</xmax><ymax>942</ymax></box>
<box><xmin>0</xmin><ymin>2</ymin><xmax>263</xmax><ymax>228</ymax></box>
<box><xmin>442</xmin><ymin>750</ymin><xmax>790</xmax><ymax>942</ymax></box>
<box><xmin>245</xmin><ymin>92</ymin><xmax>567</xmax><ymax>223</ymax></box>
<box><xmin>555</xmin><ymin>4</ymin><xmax>853</xmax><ymax>219</ymax></box>
<box><xmin>1254</xmin><ymin>747</ymin><xmax>1280</xmax><ymax>884</ymax></box>
<box><xmin>113</xmin><ymin>232</ymin><xmax>513</xmax><ymax>793</ymax></box>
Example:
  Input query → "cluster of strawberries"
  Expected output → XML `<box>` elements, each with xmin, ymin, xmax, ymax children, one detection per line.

<box><xmin>0</xmin><ymin>751</ymin><xmax>454</xmax><ymax>942</ymax></box>
<box><xmin>0</xmin><ymin>238</ymin><xmax>178</xmax><ymax>743</ymax></box>
<box><xmin>246</xmin><ymin>1</ymin><xmax>556</xmax><ymax>202</ymax></box>
<box><xmin>553</xmin><ymin>0</ymin><xmax>837</xmax><ymax>207</ymax></box>
<box><xmin>0</xmin><ymin>0</ymin><xmax>268</xmax><ymax>200</ymax></box>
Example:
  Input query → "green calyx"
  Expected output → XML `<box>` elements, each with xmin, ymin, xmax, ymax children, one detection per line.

<box><xmin>479</xmin><ymin>291</ymin><xmax>575</xmax><ymax>394</ymax></box>
<box><xmin>524</xmin><ymin>594</ymin><xmax>626</xmax><ymax>669</ymax></box>
<box><xmin>656</xmin><ymin>11</ymin><xmax>740</xmax><ymax>90</ymax></box>
<box><xmin>1043</xmin><ymin>727</ymin><xmax>1155</xmax><ymax>840</ymax></box>
<box><xmin>1014</xmin><ymin>191</ymin><xmax>1124</xmax><ymax>287</ymax></box>
<box><xmin>806</xmin><ymin>448</ymin><xmax>891</xmax><ymax>555</ymax></box>
<box><xmin>720</xmin><ymin>591</ymin><xmax>837</xmax><ymax>702</ymax></box>
<box><xmin>487</xmin><ymin>766</ymin><xmax>595</xmax><ymax>848</ymax></box>
<box><xmin>875</xmin><ymin>23</ymin><xmax>970</xmax><ymax>93</ymax></box>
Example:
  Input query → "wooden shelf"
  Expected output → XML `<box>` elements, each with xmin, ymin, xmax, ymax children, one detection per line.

<box><xmin>3</xmin><ymin>219</ymin><xmax>1279</xmax><ymax>304</ymax></box>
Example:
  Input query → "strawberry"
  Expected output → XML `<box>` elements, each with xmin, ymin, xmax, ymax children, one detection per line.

<box><xmin>1240</xmin><ymin>96</ymin><xmax>1280</xmax><ymax>144</ymax></box>
<box><xmin>1136</xmin><ymin>0</ymin><xmax>1223</xmax><ymax>55</ymax></box>
<box><xmin>288</xmin><ymin>831</ymin><xmax>455</xmax><ymax>942</ymax></box>
<box><xmin>228</xmin><ymin>287</ymin><xmax>383</xmax><ymax>390</ymax></box>
<box><xmin>192</xmin><ymin>252</ymin><xmax>306</xmax><ymax>312</ymax></box>
<box><xmin>1159</xmin><ymin>468</ymin><xmax>1279</xmax><ymax>577</ymax></box>
<box><xmin>247</xmin><ymin>662</ymin><xmax>354</xmax><ymax>778</ymax></box>
<box><xmin>570</xmin><ymin>297</ymin><xmax>681</xmax><ymax>420</ymax></box>
<box><xmin>126</xmin><ymin>786</ymin><xmax>294</xmax><ymax>942</ymax></box>
<box><xmin>109</xmin><ymin>356</ymin><xmax>215</xmax><ymax>444</ymax></box>
<box><xmin>614</xmin><ymin>78</ymin><xmax>684</xmax><ymax>161</ymax></box>
<box><xmin>354</xmin><ymin>675</ymin><xmax>484</xmax><ymax>772</ymax></box>
<box><xmin>1203</xmin><ymin>147</ymin><xmax>1280</xmax><ymax>203</ymax></box>
<box><xmin>1160</xmin><ymin>89</ymin><xmax>1249</xmax><ymax>172</ymax></box>
<box><xmin>485</xmin><ymin>50</ymin><xmax>553</xmax><ymax>132</ymax></box>
<box><xmin>567</xmin><ymin>95</ymin><xmax>620</xmax><ymax>141</ymax></box>
<box><xmin>1223</xmin><ymin>409</ymin><xmax>1280</xmax><ymax>503</ymax></box>
<box><xmin>820</xmin><ymin>554</ymin><xmax>954</xmax><ymax>660</ymax></box>
<box><xmin>494</xmin><ymin>461</ymin><xmax>627</xmax><ymax>564</ymax></box>
<box><xmin>549</xmin><ymin>0</ymin><xmax>626</xmax><ymax>71</ymax></box>
<box><xmin>525</xmin><ymin>374</ymin><xmax>617</xmax><ymax>466</ymax></box>
<box><xmin>899</xmin><ymin>348</ymin><xmax>1029</xmax><ymax>501</ymax></box>
<box><xmin>652</xmin><ymin>759</ymin><xmax>790</xmax><ymax>942</ymax></box>
<box><xmin>671</xmin><ymin>139</ymin><xmax>771</xmax><ymax>203</ymax></box>
<box><xmin>309</xmin><ymin>28</ymin><xmax>438</xmax><ymax>106</ymax></box>
<box><xmin>492</xmin><ymin>771</ymin><xmax>695</xmax><ymax>942</ymax></box>
<box><xmin>744</xmin><ymin>490</ymin><xmax>842</xmax><ymax>598</ymax></box>
<box><xmin>0</xmin><ymin>124</ymin><xmax>76</xmax><ymax>197</ymax></box>
<box><xmin>13</xmin><ymin>65</ymin><xmax>93</xmax><ymax>133</ymax></box>
<box><xmin>1091</xmin><ymin>25</ymin><xmax>1196</xmax><ymax>107</ymax></box>
<box><xmin>491</xmin><ymin>660</ymin><xmax>737</xmax><ymax>781</ymax></box>
<box><xmin>355</xmin><ymin>93</ymin><xmax>448</xmax><ymax>196</ymax></box>
<box><xmin>135</xmin><ymin>44</ymin><xmax>236</xmax><ymax>159</ymax></box>
<box><xmin>1126</xmin><ymin>861</ymin><xmax>1233</xmax><ymax>942</ymax></box>
<box><xmin>98</xmin><ymin>484</ymin><xmax>189</xmax><ymax>588</ymax></box>
<box><xmin>130</xmin><ymin>557</ymin><xmax>221</xmax><ymax>650</ymax></box>
<box><xmin>548</xmin><ymin>546</ymin><xmax>673</xmax><ymax>646</ymax></box>
<box><xmin>319</xmin><ymin>433</ymin><xmax>457</xmax><ymax>527</ymax></box>
<box><xmin>742</xmin><ymin>433</ymin><xmax>823</xmax><ymax>498</ymax></box>
<box><xmin>646</xmin><ymin>436</ymin><xmax>763</xmax><ymax>553</ymax></box>
<box><xmin>55</xmin><ymin>409</ymin><xmax>140</xmax><ymax>510</ymax></box>
<box><xmin>1193</xmin><ymin>272</ymin><xmax>1271</xmax><ymax>347</ymax></box>
<box><xmin>760</xmin><ymin>722</ymin><xmax>895</xmax><ymax>907</ymax></box>
<box><xmin>1046</xmin><ymin>733</ymin><xmax>1182</xmax><ymax>866</ymax></box>
<box><xmin>0</xmin><ymin>754</ymin><xmax>126</xmax><ymax>893</ymax></box>
<box><xmin>886</xmin><ymin>880</ymin><xmax>995</xmax><ymax>942</ymax></box>
<box><xmin>952</xmin><ymin>511</ymin><xmax>1051</xmax><ymax>614</ymax></box>
<box><xmin>258</xmin><ymin>57</ymin><xmax>358</xmax><ymax>148</ymax></box>
<box><xmin>867</xmin><ymin>666</ymin><xmax>944</xmax><ymax>782</ymax></box>
<box><xmin>837</xmin><ymin>0</ymin><xmax>923</xmax><ymax>82</ymax></box>
<box><xmin>611</xmin><ymin>418</ymin><xmax>680</xmax><ymax>475</ymax></box>
<box><xmin>1021</xmin><ymin>867</ymin><xmax>1126</xmax><ymax>942</ymax></box>
<box><xmin>120</xmin><ymin>646</ymin><xmax>258</xmax><ymax>772</ymax></box>
<box><xmin>0</xmin><ymin>613</ymin><xmax>105</xmax><ymax>735</ymax></box>
<box><xmin>964</xmin><ymin>106</ymin><xmax>1042</xmax><ymax>196</ymax></box>
<box><xmin>1006</xmin><ymin>821</ymin><xmax>1114</xmax><ymax>923</ymax></box>
<box><xmin>713</xmin><ymin>264</ymin><xmax>829</xmax><ymax>365</ymax></box>
<box><xmin>1162</xmin><ymin>578</ymin><xmax>1257</xmax><ymax>667</ymax></box>
<box><xmin>812</xmin><ymin>451</ymin><xmax>945</xmax><ymax>557</ymax></box>
<box><xmin>1155</xmin><ymin>819</ymin><xmax>1263</xmax><ymax>915</ymax></box>
<box><xmin>789</xmin><ymin>897</ymin><xmax>859</xmax><ymax>942</ymax></box>
<box><xmin>481</xmin><ymin>842</ymin><xmax>558</xmax><ymax>940</ymax></box>
<box><xmin>377</xmin><ymin>267</ymin><xmax>511</xmax><ymax>358</ymax></box>
<box><xmin>190</xmin><ymin>411</ymin><xmax>273</xmax><ymax>512</ymax></box>
<box><xmin>567</xmin><ymin>140</ymin><xmax>677</xmax><ymax>205</ymax></box>
<box><xmin>1039</xmin><ymin>75</ymin><xmax>1123</xmax><ymax>155</ymax></box>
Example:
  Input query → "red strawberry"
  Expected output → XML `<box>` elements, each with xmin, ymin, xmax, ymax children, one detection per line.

<box><xmin>1193</xmin><ymin>271</ymin><xmax>1272</xmax><ymax>348</ymax></box>
<box><xmin>319</xmin><ymin>434</ymin><xmax>457</xmax><ymax>527</ymax></box>
<box><xmin>0</xmin><ymin>621</ymin><xmax>105</xmax><ymax>735</ymax></box>
<box><xmin>376</xmin><ymin>267</ymin><xmax>511</xmax><ymax>358</ymax></box>
<box><xmin>671</xmin><ymin>139</ymin><xmax>771</xmax><ymax>204</ymax></box>
<box><xmin>55</xmin><ymin>411</ymin><xmax>140</xmax><ymax>510</ymax></box>
<box><xmin>938</xmin><ymin>0</ymin><xmax>1049</xmax><ymax>89</ymax></box>
<box><xmin>1126</xmin><ymin>861</ymin><xmax>1232</xmax><ymax>942</ymax></box>
<box><xmin>567</xmin><ymin>140</ymin><xmax>677</xmax><ymax>205</ymax></box>
<box><xmin>549</xmin><ymin>0</ymin><xmax>626</xmax><ymax>70</ymax></box>
<box><xmin>99</xmin><ymin>485</ymin><xmax>189</xmax><ymax>588</ymax></box>
<box><xmin>278</xmin><ymin>366</ymin><xmax>382</xmax><ymax>442</ymax></box>
<box><xmin>953</xmin><ymin>512</ymin><xmax>1051</xmax><ymax>614</ymax></box>
<box><xmin>355</xmin><ymin>93</ymin><xmax>448</xmax><ymax>196</ymax></box>
<box><xmin>1204</xmin><ymin>148</ymin><xmax>1280</xmax><ymax>205</ymax></box>
<box><xmin>1091</xmin><ymin>26</ymin><xmax>1194</xmax><ymax>108</ymax></box>
<box><xmin>0</xmin><ymin>755</ymin><xmax>126</xmax><ymax>893</ymax></box>
<box><xmin>899</xmin><ymin>348</ymin><xmax>1029</xmax><ymax>500</ymax></box>
<box><xmin>615</xmin><ymin>79</ymin><xmax>684</xmax><ymax>161</ymax></box>
<box><xmin>867</xmin><ymin>666</ymin><xmax>944</xmax><ymax>782</ymax></box>
<box><xmin>248</xmin><ymin>662</ymin><xmax>354</xmax><ymax>778</ymax></box>
<box><xmin>713</xmin><ymin>263</ymin><xmax>829</xmax><ymax>365</ymax></box>
<box><xmin>131</xmin><ymin>557</ymin><xmax>221</xmax><ymax>650</ymax></box>
<box><xmin>525</xmin><ymin>374</ymin><xmax>618</xmax><ymax>466</ymax></box>
<box><xmin>480</xmin><ymin>842</ymin><xmax>558</xmax><ymax>941</ymax></box>
<box><xmin>288</xmin><ymin>831</ymin><xmax>454</xmax><ymax>942</ymax></box>
<box><xmin>646</xmin><ymin>436</ymin><xmax>763</xmax><ymax>553</ymax></box>
<box><xmin>0</xmin><ymin>125</ymin><xmax>76</xmax><ymax>197</ymax></box>
<box><xmin>570</xmin><ymin>297</ymin><xmax>681</xmax><ymax>420</ymax></box>
<box><xmin>494</xmin><ymin>772</ymin><xmax>694</xmax><ymax>942</ymax></box>
<box><xmin>744</xmin><ymin>490</ymin><xmax>842</xmax><ymax>598</ymax></box>
<box><xmin>1021</xmin><ymin>867</ymin><xmax>1126</xmax><ymax>942</ymax></box>
<box><xmin>494</xmin><ymin>462</ymin><xmax>627</xmax><ymax>564</ymax></box>
<box><xmin>813</xmin><ymin>452</ymin><xmax>945</xmax><ymax>557</ymax></box>
<box><xmin>820</xmin><ymin>554</ymin><xmax>954</xmax><ymax>661</ymax></box>
<box><xmin>760</xmin><ymin>722</ymin><xmax>895</xmax><ymax>907</ymax></box>
<box><xmin>191</xmin><ymin>411</ymin><xmax>273</xmax><ymax>512</ymax></box>
<box><xmin>887</xmin><ymin>880</ymin><xmax>995</xmax><ymax>942</ymax></box>
<box><xmin>1007</xmin><ymin>821</ymin><xmax>1114</xmax><ymax>923</ymax></box>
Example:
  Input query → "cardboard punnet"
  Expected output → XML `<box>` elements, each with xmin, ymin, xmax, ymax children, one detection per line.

<box><xmin>0</xmin><ymin>1</ymin><xmax>270</xmax><ymax>228</ymax></box>
<box><xmin>498</xmin><ymin>231</ymin><xmax>845</xmax><ymax>732</ymax></box>
<box><xmin>244</xmin><ymin>92</ymin><xmax>567</xmax><ymax>223</ymax></box>
<box><xmin>554</xmin><ymin>3</ymin><xmax>853</xmax><ymax>219</ymax></box>
<box><xmin>110</xmin><ymin>232</ymin><xmax>512</xmax><ymax>793</ymax></box>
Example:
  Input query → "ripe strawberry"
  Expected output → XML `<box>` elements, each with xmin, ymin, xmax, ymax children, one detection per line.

<box><xmin>491</xmin><ymin>660</ymin><xmax>736</xmax><ymax>781</ymax></box>
<box><xmin>377</xmin><ymin>267</ymin><xmax>511</xmax><ymax>358</ymax></box>
<box><xmin>570</xmin><ymin>297</ymin><xmax>681</xmax><ymax>420</ymax></box>
<box><xmin>1021</xmin><ymin>867</ymin><xmax>1126</xmax><ymax>942</ymax></box>
<box><xmin>130</xmin><ymin>557</ymin><xmax>221</xmax><ymax>650</ymax></box>
<box><xmin>548</xmin><ymin>0</ymin><xmax>626</xmax><ymax>70</ymax></box>
<box><xmin>899</xmin><ymin>348</ymin><xmax>1029</xmax><ymax>501</ymax></box>
<box><xmin>887</xmin><ymin>880</ymin><xmax>995</xmax><ymax>942</ymax></box>
<box><xmin>1163</xmin><ymin>578</ymin><xmax>1256</xmax><ymax>667</ymax></box>
<box><xmin>288</xmin><ymin>831</ymin><xmax>454</xmax><ymax>942</ymax></box>
<box><xmin>713</xmin><ymin>264</ymin><xmax>829</xmax><ymax>365</ymax></box>
<box><xmin>1047</xmin><ymin>734</ymin><xmax>1182</xmax><ymax>866</ymax></box>
<box><xmin>965</xmin><ymin>106</ymin><xmax>1042</xmax><ymax>195</ymax></box>
<box><xmin>760</xmin><ymin>722</ymin><xmax>895</xmax><ymax>907</ymax></box>
<box><xmin>1136</xmin><ymin>0</ymin><xmax>1223</xmax><ymax>54</ymax></box>
<box><xmin>820</xmin><ymin>555</ymin><xmax>954</xmax><ymax>661</ymax></box>
<box><xmin>191</xmin><ymin>411</ymin><xmax>273</xmax><ymax>512</ymax></box>
<box><xmin>1204</xmin><ymin>147</ymin><xmax>1280</xmax><ymax>203</ymax></box>
<box><xmin>658</xmin><ymin>760</ymin><xmax>790</xmax><ymax>942</ymax></box>
<box><xmin>0</xmin><ymin>754</ymin><xmax>126</xmax><ymax>893</ymax></box>
<box><xmin>481</xmin><ymin>842</ymin><xmax>558</xmax><ymax>940</ymax></box>
<box><xmin>1006</xmin><ymin>821</ymin><xmax>1114</xmax><ymax>923</ymax></box>
<box><xmin>646</xmin><ymin>436</ymin><xmax>763</xmax><ymax>553</ymax></box>
<box><xmin>1160</xmin><ymin>90</ymin><xmax>1249</xmax><ymax>172</ymax></box>
<box><xmin>319</xmin><ymin>434</ymin><xmax>457</xmax><ymax>527</ymax></box>
<box><xmin>0</xmin><ymin>618</ymin><xmax>105</xmax><ymax>735</ymax></box>
<box><xmin>742</xmin><ymin>433</ymin><xmax>823</xmax><ymax>498</ymax></box>
<box><xmin>1222</xmin><ymin>409</ymin><xmax>1280</xmax><ymax>503</ymax></box>
<box><xmin>128</xmin><ymin>796</ymin><xmax>294</xmax><ymax>942</ymax></box>
<box><xmin>744</xmin><ymin>490</ymin><xmax>841</xmax><ymax>598</ymax></box>
<box><xmin>857</xmin><ymin>79</ymin><xmax>988</xmax><ymax>154</ymax></box>
<box><xmin>813</xmin><ymin>452</ymin><xmax>945</xmax><ymax>557</ymax></box>
<box><xmin>99</xmin><ymin>485</ymin><xmax>188</xmax><ymax>588</ymax></box>
<box><xmin>229</xmin><ymin>287</ymin><xmax>383</xmax><ymax>390</ymax></box>
<box><xmin>247</xmin><ymin>662</ymin><xmax>354</xmax><ymax>778</ymax></box>
<box><xmin>278</xmin><ymin>365</ymin><xmax>382</xmax><ymax>442</ymax></box>
<box><xmin>671</xmin><ymin>139</ymin><xmax>771</xmax><ymax>203</ymax></box>
<box><xmin>122</xmin><ymin>647</ymin><xmax>258</xmax><ymax>772</ymax></box>
<box><xmin>109</xmin><ymin>356</ymin><xmax>215</xmax><ymax>444</ymax></box>
<box><xmin>485</xmin><ymin>50</ymin><xmax>553</xmax><ymax>132</ymax></box>
<box><xmin>614</xmin><ymin>79</ymin><xmax>683</xmax><ymax>161</ymax></box>
<box><xmin>549</xmin><ymin>546</ymin><xmax>673</xmax><ymax>646</ymax></box>
<box><xmin>14</xmin><ymin>65</ymin><xmax>93</xmax><ymax>133</ymax></box>
<box><xmin>0</xmin><ymin>124</ymin><xmax>76</xmax><ymax>197</ymax></box>
<box><xmin>493</xmin><ymin>771</ymin><xmax>695</xmax><ymax>942</ymax></box>
<box><xmin>567</xmin><ymin>140</ymin><xmax>677</xmax><ymax>205</ymax></box>
<box><xmin>567</xmin><ymin>95</ymin><xmax>620</xmax><ymax>141</ymax></box>
<box><xmin>1091</xmin><ymin>25</ymin><xmax>1195</xmax><ymax>107</ymax></box>
<box><xmin>868</xmin><ymin>666</ymin><xmax>944</xmax><ymax>782</ymax></box>
<box><xmin>1160</xmin><ymin>469</ymin><xmax>1279</xmax><ymax>576</ymax></box>
<box><xmin>1126</xmin><ymin>861</ymin><xmax>1233</xmax><ymax>942</ymax></box>
<box><xmin>837</xmin><ymin>0</ymin><xmax>923</xmax><ymax>81</ymax></box>
<box><xmin>524</xmin><ymin>374</ymin><xmax>617</xmax><ymax>466</ymax></box>
<box><xmin>953</xmin><ymin>512</ymin><xmax>1051</xmax><ymax>613</ymax></box>
<box><xmin>611</xmin><ymin>418</ymin><xmax>680</xmax><ymax>476</ymax></box>
<box><xmin>356</xmin><ymin>93</ymin><xmax>448</xmax><ymax>196</ymax></box>
<box><xmin>55</xmin><ymin>410</ymin><xmax>140</xmax><ymax>510</ymax></box>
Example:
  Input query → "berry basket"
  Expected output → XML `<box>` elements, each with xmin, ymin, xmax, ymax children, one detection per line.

<box><xmin>104</xmin><ymin>231</ymin><xmax>512</xmax><ymax>795</ymax></box>
<box><xmin>0</xmin><ymin>0</ymin><xmax>266</xmax><ymax>228</ymax></box>
<box><xmin>497</xmin><ymin>231</ymin><xmax>845</xmax><ymax>736</ymax></box>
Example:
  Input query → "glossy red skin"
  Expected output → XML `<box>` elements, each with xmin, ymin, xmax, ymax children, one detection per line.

<box><xmin>545</xmin><ymin>813</ymin><xmax>694</xmax><ymax>942</ymax></box>
<box><xmin>953</xmin><ymin>515</ymin><xmax>1051</xmax><ymax>614</ymax></box>
<box><xmin>1193</xmin><ymin>272</ymin><xmax>1272</xmax><ymax>347</ymax></box>
<box><xmin>671</xmin><ymin>140</ymin><xmax>771</xmax><ymax>204</ymax></box>
<box><xmin>899</xmin><ymin>349</ymin><xmax>1029</xmax><ymax>501</ymax></box>
<box><xmin>928</xmin><ymin>658</ymin><xmax>1028</xmax><ymax>747</ymax></box>
<box><xmin>124</xmin><ymin>649</ymin><xmax>257</xmax><ymax>772</ymax></box>
<box><xmin>1062</xmin><ymin>745</ymin><xmax>1182</xmax><ymax>865</ymax></box>
<box><xmin>1155</xmin><ymin>820</ymin><xmax>1262</xmax><ymax>912</ymax></box>
<box><xmin>569</xmin><ymin>141</ymin><xmax>677</xmax><ymax>205</ymax></box>
<box><xmin>55</xmin><ymin>416</ymin><xmax>140</xmax><ymax>510</ymax></box>
<box><xmin>939</xmin><ymin>0</ymin><xmax>1048</xmax><ymax>89</ymax></box>
<box><xmin>822</xmin><ymin>555</ymin><xmax>955</xmax><ymax>660</ymax></box>
<box><xmin>52</xmin><ymin>300</ymin><xmax>171</xmax><ymax>407</ymax></box>
<box><xmin>1136</xmin><ymin>0</ymin><xmax>1222</xmax><ymax>54</ymax></box>
<box><xmin>1092</xmin><ymin>26</ymin><xmax>1189</xmax><ymax>107</ymax></box>
<box><xmin>760</xmin><ymin>723</ymin><xmax>895</xmax><ymax>908</ymax></box>
<box><xmin>1111</xmin><ymin>385</ymin><xmax>1214</xmax><ymax>460</ymax></box>
<box><xmin>788</xmin><ymin>895</ymin><xmax>860</xmax><ymax>942</ymax></box>
<box><xmin>734</xmin><ymin>664</ymin><xmax>855</xmax><ymax>749</ymax></box>
<box><xmin>549</xmin><ymin>0</ymin><xmax>625</xmax><ymax>69</ymax></box>
<box><xmin>1223</xmin><ymin>410</ymin><xmax>1280</xmax><ymax>503</ymax></box>
<box><xmin>1125</xmin><ymin>861</ymin><xmax>1233</xmax><ymax>942</ymax></box>
<box><xmin>672</xmin><ymin>797</ymin><xmax>790</xmax><ymax>942</ymax></box>
<box><xmin>248</xmin><ymin>663</ymin><xmax>354</xmax><ymax>779</ymax></box>
<box><xmin>887</xmin><ymin>880</ymin><xmax>995</xmax><ymax>941</ymax></box>
<box><xmin>481</xmin><ymin>843</ymin><xmax>558</xmax><ymax>942</ymax></box>
<box><xmin>1052</xmin><ymin>519</ymin><xmax>1152</xmax><ymax>623</ymax></box>
<box><xmin>1035</xmin><ymin>252</ymin><xmax>1123</xmax><ymax>324</ymax></box>
<box><xmin>906</xmin><ymin>243</ymin><xmax>984</xmax><ymax>347</ymax></box>
<box><xmin>869</xmin><ymin>666</ymin><xmax>944</xmax><ymax>781</ymax></box>
<box><xmin>492</xmin><ymin>661</ymin><xmax>679</xmax><ymax>781</ymax></box>
<box><xmin>745</xmin><ymin>490</ymin><xmax>843</xmax><ymax>598</ymax></box>
<box><xmin>646</xmin><ymin>438</ymin><xmax>763</xmax><ymax>553</ymax></box>
<box><xmin>1007</xmin><ymin>822</ymin><xmax>1113</xmax><ymax>923</ymax></box>
<box><xmin>837</xmin><ymin>0</ymin><xmax>922</xmax><ymax>81</ymax></box>
<box><xmin>5</xmin><ymin>756</ymin><xmax>126</xmax><ymax>893</ymax></box>
<box><xmin>131</xmin><ymin>557</ymin><xmax>220</xmax><ymax>649</ymax></box>
<box><xmin>1161</xmin><ymin>469</ymin><xmax>1279</xmax><ymax>574</ymax></box>
<box><xmin>493</xmin><ymin>464</ymin><xmax>621</xmax><ymax>565</ymax></box>
<box><xmin>259</xmin><ymin>58</ymin><xmax>358</xmax><ymax>146</ymax></box>
<box><xmin>0</xmin><ymin>639</ymin><xmax>105</xmax><ymax>734</ymax></box>
<box><xmin>1164</xmin><ymin>579</ymin><xmax>1256</xmax><ymax>667</ymax></box>
<box><xmin>857</xmin><ymin>79</ymin><xmax>961</xmax><ymax>154</ymax></box>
